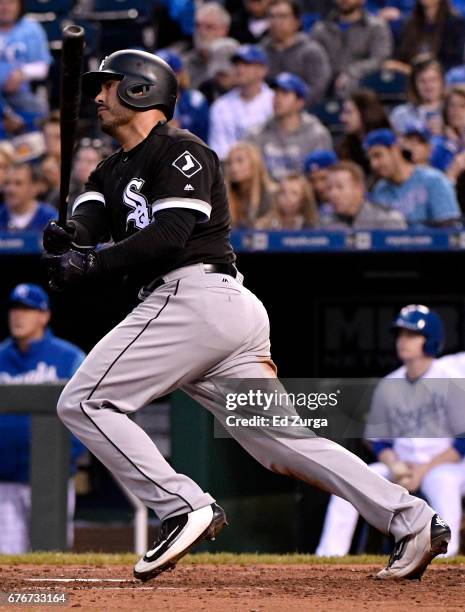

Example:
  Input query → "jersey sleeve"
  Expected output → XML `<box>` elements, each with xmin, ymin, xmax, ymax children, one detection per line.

<box><xmin>70</xmin><ymin>161</ymin><xmax>109</xmax><ymax>245</ymax></box>
<box><xmin>149</xmin><ymin>141</ymin><xmax>216</xmax><ymax>223</ymax></box>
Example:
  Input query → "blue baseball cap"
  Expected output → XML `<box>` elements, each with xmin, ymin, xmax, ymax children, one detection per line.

<box><xmin>430</xmin><ymin>140</ymin><xmax>459</xmax><ymax>172</ymax></box>
<box><xmin>155</xmin><ymin>49</ymin><xmax>183</xmax><ymax>73</ymax></box>
<box><xmin>403</xmin><ymin>125</ymin><xmax>432</xmax><ymax>142</ymax></box>
<box><xmin>304</xmin><ymin>150</ymin><xmax>338</xmax><ymax>173</ymax></box>
<box><xmin>232</xmin><ymin>45</ymin><xmax>268</xmax><ymax>66</ymax></box>
<box><xmin>271</xmin><ymin>72</ymin><xmax>309</xmax><ymax>99</ymax></box>
<box><xmin>9</xmin><ymin>284</ymin><xmax>50</xmax><ymax>311</ymax></box>
<box><xmin>363</xmin><ymin>128</ymin><xmax>397</xmax><ymax>151</ymax></box>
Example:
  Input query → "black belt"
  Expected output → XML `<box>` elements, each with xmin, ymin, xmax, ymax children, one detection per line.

<box><xmin>144</xmin><ymin>263</ymin><xmax>238</xmax><ymax>294</ymax></box>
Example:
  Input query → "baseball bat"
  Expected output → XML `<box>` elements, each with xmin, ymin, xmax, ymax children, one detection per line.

<box><xmin>58</xmin><ymin>24</ymin><xmax>85</xmax><ymax>227</ymax></box>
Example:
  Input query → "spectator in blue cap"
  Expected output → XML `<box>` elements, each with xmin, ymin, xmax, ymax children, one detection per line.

<box><xmin>209</xmin><ymin>44</ymin><xmax>274</xmax><ymax>160</ymax></box>
<box><xmin>400</xmin><ymin>126</ymin><xmax>433</xmax><ymax>166</ymax></box>
<box><xmin>260</xmin><ymin>0</ymin><xmax>331</xmax><ymax>104</ymax></box>
<box><xmin>155</xmin><ymin>48</ymin><xmax>209</xmax><ymax>142</ymax></box>
<box><xmin>366</xmin><ymin>128</ymin><xmax>462</xmax><ymax>227</ymax></box>
<box><xmin>304</xmin><ymin>149</ymin><xmax>338</xmax><ymax>208</ymax></box>
<box><xmin>246</xmin><ymin>72</ymin><xmax>332</xmax><ymax>180</ymax></box>
<box><xmin>0</xmin><ymin>283</ymin><xmax>86</xmax><ymax>553</ymax></box>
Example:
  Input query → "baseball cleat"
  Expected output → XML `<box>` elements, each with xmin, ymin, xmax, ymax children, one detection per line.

<box><xmin>133</xmin><ymin>503</ymin><xmax>227</xmax><ymax>582</ymax></box>
<box><xmin>376</xmin><ymin>514</ymin><xmax>451</xmax><ymax>580</ymax></box>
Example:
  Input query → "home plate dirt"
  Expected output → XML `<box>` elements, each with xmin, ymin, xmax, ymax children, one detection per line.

<box><xmin>0</xmin><ymin>564</ymin><xmax>464</xmax><ymax>610</ymax></box>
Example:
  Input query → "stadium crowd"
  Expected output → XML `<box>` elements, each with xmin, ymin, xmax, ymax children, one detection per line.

<box><xmin>2</xmin><ymin>0</ymin><xmax>465</xmax><ymax>232</ymax></box>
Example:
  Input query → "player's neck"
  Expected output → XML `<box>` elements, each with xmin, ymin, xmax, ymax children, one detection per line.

<box><xmin>117</xmin><ymin>111</ymin><xmax>166</xmax><ymax>151</ymax></box>
<box><xmin>405</xmin><ymin>356</ymin><xmax>434</xmax><ymax>381</ymax></box>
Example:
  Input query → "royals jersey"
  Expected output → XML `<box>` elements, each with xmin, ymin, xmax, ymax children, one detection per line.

<box><xmin>365</xmin><ymin>356</ymin><xmax>465</xmax><ymax>463</ymax></box>
<box><xmin>71</xmin><ymin>122</ymin><xmax>235</xmax><ymax>285</ymax></box>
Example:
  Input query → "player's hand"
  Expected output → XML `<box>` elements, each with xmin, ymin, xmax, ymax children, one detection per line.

<box><xmin>43</xmin><ymin>248</ymin><xmax>99</xmax><ymax>291</ymax></box>
<box><xmin>401</xmin><ymin>462</ymin><xmax>429</xmax><ymax>492</ymax></box>
<box><xmin>43</xmin><ymin>220</ymin><xmax>77</xmax><ymax>254</ymax></box>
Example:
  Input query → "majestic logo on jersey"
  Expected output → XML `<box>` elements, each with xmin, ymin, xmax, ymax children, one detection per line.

<box><xmin>123</xmin><ymin>178</ymin><xmax>151</xmax><ymax>230</ymax></box>
<box><xmin>184</xmin><ymin>184</ymin><xmax>194</xmax><ymax>191</ymax></box>
<box><xmin>172</xmin><ymin>151</ymin><xmax>202</xmax><ymax>178</ymax></box>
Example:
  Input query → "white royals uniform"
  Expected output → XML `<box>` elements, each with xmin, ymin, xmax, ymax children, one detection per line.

<box><xmin>317</xmin><ymin>354</ymin><xmax>465</xmax><ymax>557</ymax></box>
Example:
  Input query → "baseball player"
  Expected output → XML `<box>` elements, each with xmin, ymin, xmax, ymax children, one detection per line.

<box><xmin>0</xmin><ymin>284</ymin><xmax>85</xmax><ymax>553</ymax></box>
<box><xmin>317</xmin><ymin>305</ymin><xmax>465</xmax><ymax>557</ymax></box>
<box><xmin>43</xmin><ymin>50</ymin><xmax>450</xmax><ymax>581</ymax></box>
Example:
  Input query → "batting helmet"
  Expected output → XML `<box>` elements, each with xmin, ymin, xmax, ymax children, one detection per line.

<box><xmin>391</xmin><ymin>304</ymin><xmax>444</xmax><ymax>357</ymax></box>
<box><xmin>81</xmin><ymin>49</ymin><xmax>178</xmax><ymax>120</ymax></box>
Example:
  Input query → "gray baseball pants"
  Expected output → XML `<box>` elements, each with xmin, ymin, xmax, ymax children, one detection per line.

<box><xmin>57</xmin><ymin>263</ymin><xmax>434</xmax><ymax>542</ymax></box>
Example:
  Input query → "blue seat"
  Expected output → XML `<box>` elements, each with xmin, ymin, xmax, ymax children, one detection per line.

<box><xmin>360</xmin><ymin>70</ymin><xmax>407</xmax><ymax>104</ymax></box>
<box><xmin>92</xmin><ymin>0</ymin><xmax>155</xmax><ymax>17</ymax></box>
<box><xmin>25</xmin><ymin>0</ymin><xmax>74</xmax><ymax>14</ymax></box>
<box><xmin>310</xmin><ymin>98</ymin><xmax>343</xmax><ymax>134</ymax></box>
<box><xmin>302</xmin><ymin>12</ymin><xmax>321</xmax><ymax>32</ymax></box>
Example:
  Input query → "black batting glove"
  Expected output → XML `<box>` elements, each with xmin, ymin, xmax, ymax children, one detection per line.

<box><xmin>43</xmin><ymin>248</ymin><xmax>99</xmax><ymax>291</ymax></box>
<box><xmin>43</xmin><ymin>220</ymin><xmax>77</xmax><ymax>254</ymax></box>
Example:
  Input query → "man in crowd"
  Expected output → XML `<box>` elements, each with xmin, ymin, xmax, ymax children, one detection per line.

<box><xmin>311</xmin><ymin>0</ymin><xmax>393</xmax><ymax>96</ymax></box>
<box><xmin>183</xmin><ymin>2</ymin><xmax>231</xmax><ymax>89</ymax></box>
<box><xmin>199</xmin><ymin>37</ymin><xmax>239</xmax><ymax>104</ymax></box>
<box><xmin>229</xmin><ymin>0</ymin><xmax>271</xmax><ymax>44</ymax></box>
<box><xmin>247</xmin><ymin>72</ymin><xmax>332</xmax><ymax>180</ymax></box>
<box><xmin>0</xmin><ymin>162</ymin><xmax>56</xmax><ymax>231</ymax></box>
<box><xmin>209</xmin><ymin>44</ymin><xmax>273</xmax><ymax>160</ymax></box>
<box><xmin>260</xmin><ymin>0</ymin><xmax>330</xmax><ymax>105</ymax></box>
<box><xmin>366</xmin><ymin>129</ymin><xmax>462</xmax><ymax>227</ymax></box>
<box><xmin>304</xmin><ymin>149</ymin><xmax>338</xmax><ymax>208</ymax></box>
<box><xmin>320</xmin><ymin>160</ymin><xmax>407</xmax><ymax>229</ymax></box>
<box><xmin>0</xmin><ymin>284</ymin><xmax>85</xmax><ymax>553</ymax></box>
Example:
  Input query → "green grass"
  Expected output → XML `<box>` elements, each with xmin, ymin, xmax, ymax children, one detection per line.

<box><xmin>0</xmin><ymin>552</ymin><xmax>464</xmax><ymax>566</ymax></box>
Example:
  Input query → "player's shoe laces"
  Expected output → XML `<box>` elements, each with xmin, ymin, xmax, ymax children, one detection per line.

<box><xmin>134</xmin><ymin>503</ymin><xmax>227</xmax><ymax>582</ymax></box>
<box><xmin>376</xmin><ymin>514</ymin><xmax>451</xmax><ymax>580</ymax></box>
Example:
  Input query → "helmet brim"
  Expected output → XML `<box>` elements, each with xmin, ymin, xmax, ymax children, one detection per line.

<box><xmin>81</xmin><ymin>70</ymin><xmax>124</xmax><ymax>99</ymax></box>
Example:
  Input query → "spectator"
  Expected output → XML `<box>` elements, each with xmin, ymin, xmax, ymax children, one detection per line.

<box><xmin>317</xmin><ymin>305</ymin><xmax>465</xmax><ymax>557</ymax></box>
<box><xmin>42</xmin><ymin>112</ymin><xmax>61</xmax><ymax>162</ymax></box>
<box><xmin>0</xmin><ymin>141</ymin><xmax>14</xmax><ymax>204</ymax></box>
<box><xmin>183</xmin><ymin>2</ymin><xmax>231</xmax><ymax>89</ymax></box>
<box><xmin>304</xmin><ymin>149</ymin><xmax>338</xmax><ymax>207</ymax></box>
<box><xmin>397</xmin><ymin>0</ymin><xmax>465</xmax><ymax>71</ymax></box>
<box><xmin>366</xmin><ymin>128</ymin><xmax>462</xmax><ymax>226</ymax></box>
<box><xmin>320</xmin><ymin>160</ymin><xmax>407</xmax><ymax>228</ymax></box>
<box><xmin>338</xmin><ymin>88</ymin><xmax>391</xmax><ymax>176</ymax></box>
<box><xmin>0</xmin><ymin>283</ymin><xmax>85</xmax><ymax>553</ymax></box>
<box><xmin>255</xmin><ymin>173</ymin><xmax>319</xmax><ymax>228</ymax></box>
<box><xmin>37</xmin><ymin>154</ymin><xmax>60</xmax><ymax>209</ymax></box>
<box><xmin>400</xmin><ymin>126</ymin><xmax>434</xmax><ymax>165</ymax></box>
<box><xmin>260</xmin><ymin>0</ymin><xmax>331</xmax><ymax>105</ymax></box>
<box><xmin>199</xmin><ymin>37</ymin><xmax>239</xmax><ymax>104</ymax></box>
<box><xmin>155</xmin><ymin>49</ymin><xmax>209</xmax><ymax>142</ymax></box>
<box><xmin>390</xmin><ymin>54</ymin><xmax>445</xmax><ymax>135</ymax></box>
<box><xmin>225</xmin><ymin>141</ymin><xmax>277</xmax><ymax>227</ymax></box>
<box><xmin>0</xmin><ymin>162</ymin><xmax>56</xmax><ymax>231</ymax></box>
<box><xmin>209</xmin><ymin>45</ymin><xmax>273</xmax><ymax>160</ymax></box>
<box><xmin>230</xmin><ymin>0</ymin><xmax>271</xmax><ymax>44</ymax></box>
<box><xmin>0</xmin><ymin>0</ymin><xmax>51</xmax><ymax>138</ymax></box>
<box><xmin>68</xmin><ymin>140</ymin><xmax>106</xmax><ymax>211</ymax></box>
<box><xmin>311</xmin><ymin>0</ymin><xmax>393</xmax><ymax>97</ymax></box>
<box><xmin>247</xmin><ymin>72</ymin><xmax>332</xmax><ymax>180</ymax></box>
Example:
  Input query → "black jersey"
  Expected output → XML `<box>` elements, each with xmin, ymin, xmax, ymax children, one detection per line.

<box><xmin>71</xmin><ymin>122</ymin><xmax>235</xmax><ymax>284</ymax></box>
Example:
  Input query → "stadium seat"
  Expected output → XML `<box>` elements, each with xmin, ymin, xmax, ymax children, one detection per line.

<box><xmin>310</xmin><ymin>98</ymin><xmax>343</xmax><ymax>136</ymax></box>
<box><xmin>360</xmin><ymin>70</ymin><xmax>407</xmax><ymax>106</ymax></box>
<box><xmin>92</xmin><ymin>0</ymin><xmax>155</xmax><ymax>18</ymax></box>
<box><xmin>25</xmin><ymin>0</ymin><xmax>74</xmax><ymax>14</ymax></box>
<box><xmin>302</xmin><ymin>12</ymin><xmax>320</xmax><ymax>32</ymax></box>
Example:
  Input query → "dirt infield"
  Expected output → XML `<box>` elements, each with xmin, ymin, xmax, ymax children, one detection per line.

<box><xmin>0</xmin><ymin>562</ymin><xmax>464</xmax><ymax>611</ymax></box>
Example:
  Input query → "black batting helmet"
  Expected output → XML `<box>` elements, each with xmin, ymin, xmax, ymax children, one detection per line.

<box><xmin>81</xmin><ymin>49</ymin><xmax>178</xmax><ymax>120</ymax></box>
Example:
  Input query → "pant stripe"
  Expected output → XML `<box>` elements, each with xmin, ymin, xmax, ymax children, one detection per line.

<box><xmin>80</xmin><ymin>278</ymin><xmax>195</xmax><ymax>513</ymax></box>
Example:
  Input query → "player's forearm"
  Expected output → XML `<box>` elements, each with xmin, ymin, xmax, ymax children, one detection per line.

<box><xmin>96</xmin><ymin>209</ymin><xmax>197</xmax><ymax>274</ymax></box>
<box><xmin>426</xmin><ymin>447</ymin><xmax>461</xmax><ymax>471</ymax></box>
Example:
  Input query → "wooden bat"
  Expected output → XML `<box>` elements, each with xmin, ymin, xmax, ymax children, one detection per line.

<box><xmin>58</xmin><ymin>24</ymin><xmax>85</xmax><ymax>227</ymax></box>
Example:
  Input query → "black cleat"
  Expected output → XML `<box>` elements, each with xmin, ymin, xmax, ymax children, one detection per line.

<box><xmin>376</xmin><ymin>514</ymin><xmax>451</xmax><ymax>580</ymax></box>
<box><xmin>133</xmin><ymin>503</ymin><xmax>227</xmax><ymax>582</ymax></box>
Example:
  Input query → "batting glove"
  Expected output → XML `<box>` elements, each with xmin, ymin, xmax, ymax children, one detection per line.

<box><xmin>43</xmin><ymin>248</ymin><xmax>99</xmax><ymax>291</ymax></box>
<box><xmin>43</xmin><ymin>220</ymin><xmax>77</xmax><ymax>255</ymax></box>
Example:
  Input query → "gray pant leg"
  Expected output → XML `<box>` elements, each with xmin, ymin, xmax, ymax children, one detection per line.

<box><xmin>182</xmin><ymin>289</ymin><xmax>435</xmax><ymax>542</ymax></box>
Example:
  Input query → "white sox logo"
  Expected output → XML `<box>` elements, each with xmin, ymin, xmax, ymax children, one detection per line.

<box><xmin>172</xmin><ymin>150</ymin><xmax>202</xmax><ymax>178</ymax></box>
<box><xmin>124</xmin><ymin>178</ymin><xmax>151</xmax><ymax>230</ymax></box>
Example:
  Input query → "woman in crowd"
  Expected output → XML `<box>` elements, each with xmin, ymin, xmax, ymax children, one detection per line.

<box><xmin>397</xmin><ymin>0</ymin><xmax>465</xmax><ymax>71</ymax></box>
<box><xmin>255</xmin><ymin>174</ymin><xmax>319</xmax><ymax>230</ymax></box>
<box><xmin>337</xmin><ymin>89</ymin><xmax>391</xmax><ymax>176</ymax></box>
<box><xmin>0</xmin><ymin>142</ymin><xmax>14</xmax><ymax>204</ymax></box>
<box><xmin>390</xmin><ymin>54</ymin><xmax>445</xmax><ymax>134</ymax></box>
<box><xmin>225</xmin><ymin>141</ymin><xmax>277</xmax><ymax>228</ymax></box>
